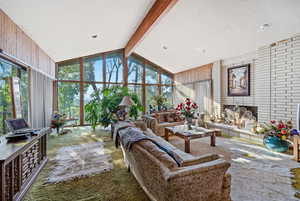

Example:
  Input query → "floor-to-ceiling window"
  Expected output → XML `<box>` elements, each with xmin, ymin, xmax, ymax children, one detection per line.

<box><xmin>56</xmin><ymin>50</ymin><xmax>173</xmax><ymax>125</ymax></box>
<box><xmin>128</xmin><ymin>54</ymin><xmax>174</xmax><ymax>113</ymax></box>
<box><xmin>0</xmin><ymin>58</ymin><xmax>29</xmax><ymax>134</ymax></box>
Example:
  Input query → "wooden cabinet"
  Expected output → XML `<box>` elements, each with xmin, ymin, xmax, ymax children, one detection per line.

<box><xmin>0</xmin><ymin>128</ymin><xmax>50</xmax><ymax>201</ymax></box>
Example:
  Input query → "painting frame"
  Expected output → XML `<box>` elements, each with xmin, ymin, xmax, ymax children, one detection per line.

<box><xmin>227</xmin><ymin>64</ymin><xmax>250</xmax><ymax>96</ymax></box>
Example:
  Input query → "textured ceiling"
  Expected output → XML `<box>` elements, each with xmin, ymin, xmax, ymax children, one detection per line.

<box><xmin>136</xmin><ymin>0</ymin><xmax>300</xmax><ymax>72</ymax></box>
<box><xmin>0</xmin><ymin>0</ymin><xmax>154</xmax><ymax>62</ymax></box>
<box><xmin>1</xmin><ymin>0</ymin><xmax>300</xmax><ymax>73</ymax></box>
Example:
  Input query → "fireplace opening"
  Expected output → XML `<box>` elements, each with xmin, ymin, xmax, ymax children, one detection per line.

<box><xmin>223</xmin><ymin>105</ymin><xmax>258</xmax><ymax>129</ymax></box>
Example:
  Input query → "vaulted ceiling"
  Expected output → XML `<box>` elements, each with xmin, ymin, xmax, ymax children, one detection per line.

<box><xmin>1</xmin><ymin>0</ymin><xmax>300</xmax><ymax>73</ymax></box>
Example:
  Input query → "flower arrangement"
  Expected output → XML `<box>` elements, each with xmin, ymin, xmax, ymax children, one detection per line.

<box><xmin>51</xmin><ymin>111</ymin><xmax>67</xmax><ymax>133</ymax></box>
<box><xmin>265</xmin><ymin>120</ymin><xmax>294</xmax><ymax>140</ymax></box>
<box><xmin>176</xmin><ymin>98</ymin><xmax>198</xmax><ymax>118</ymax></box>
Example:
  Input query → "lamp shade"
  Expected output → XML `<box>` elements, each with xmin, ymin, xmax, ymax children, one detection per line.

<box><xmin>119</xmin><ymin>96</ymin><xmax>134</xmax><ymax>107</ymax></box>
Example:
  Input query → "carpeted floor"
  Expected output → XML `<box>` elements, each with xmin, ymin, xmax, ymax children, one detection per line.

<box><xmin>47</xmin><ymin>142</ymin><xmax>113</xmax><ymax>184</ymax></box>
<box><xmin>24</xmin><ymin>127</ymin><xmax>300</xmax><ymax>201</ymax></box>
<box><xmin>24</xmin><ymin>127</ymin><xmax>149</xmax><ymax>201</ymax></box>
<box><xmin>169</xmin><ymin>136</ymin><xmax>300</xmax><ymax>201</ymax></box>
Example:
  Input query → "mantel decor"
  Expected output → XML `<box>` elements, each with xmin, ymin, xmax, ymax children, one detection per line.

<box><xmin>228</xmin><ymin>64</ymin><xmax>250</xmax><ymax>96</ymax></box>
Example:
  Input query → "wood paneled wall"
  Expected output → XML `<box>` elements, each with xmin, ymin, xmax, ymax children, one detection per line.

<box><xmin>174</xmin><ymin>63</ymin><xmax>213</xmax><ymax>84</ymax></box>
<box><xmin>0</xmin><ymin>9</ymin><xmax>55</xmax><ymax>78</ymax></box>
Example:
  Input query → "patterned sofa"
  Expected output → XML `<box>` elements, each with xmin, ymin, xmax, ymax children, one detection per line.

<box><xmin>143</xmin><ymin>111</ymin><xmax>184</xmax><ymax>137</ymax></box>
<box><xmin>117</xmin><ymin>124</ymin><xmax>231</xmax><ymax>201</ymax></box>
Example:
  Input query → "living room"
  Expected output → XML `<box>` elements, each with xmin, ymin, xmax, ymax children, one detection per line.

<box><xmin>0</xmin><ymin>0</ymin><xmax>300</xmax><ymax>201</ymax></box>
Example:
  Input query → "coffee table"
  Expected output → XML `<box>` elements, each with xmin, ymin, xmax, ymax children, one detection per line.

<box><xmin>165</xmin><ymin>125</ymin><xmax>218</xmax><ymax>153</ymax></box>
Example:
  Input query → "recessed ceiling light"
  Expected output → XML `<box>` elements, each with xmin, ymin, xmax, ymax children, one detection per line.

<box><xmin>162</xmin><ymin>46</ymin><xmax>168</xmax><ymax>50</ymax></box>
<box><xmin>260</xmin><ymin>23</ymin><xmax>271</xmax><ymax>31</ymax></box>
<box><xmin>91</xmin><ymin>34</ymin><xmax>98</xmax><ymax>38</ymax></box>
<box><xmin>195</xmin><ymin>48</ymin><xmax>206</xmax><ymax>54</ymax></box>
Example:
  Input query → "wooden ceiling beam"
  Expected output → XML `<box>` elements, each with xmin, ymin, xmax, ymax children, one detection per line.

<box><xmin>124</xmin><ymin>0</ymin><xmax>178</xmax><ymax>58</ymax></box>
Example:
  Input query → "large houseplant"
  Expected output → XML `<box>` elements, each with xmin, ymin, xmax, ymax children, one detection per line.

<box><xmin>85</xmin><ymin>90</ymin><xmax>101</xmax><ymax>131</ymax></box>
<box><xmin>152</xmin><ymin>95</ymin><xmax>167</xmax><ymax>111</ymax></box>
<box><xmin>85</xmin><ymin>86</ymin><xmax>143</xmax><ymax>128</ymax></box>
<box><xmin>99</xmin><ymin>86</ymin><xmax>143</xmax><ymax>127</ymax></box>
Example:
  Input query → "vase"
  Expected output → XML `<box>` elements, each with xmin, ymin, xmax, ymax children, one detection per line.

<box><xmin>263</xmin><ymin>135</ymin><xmax>289</xmax><ymax>153</ymax></box>
<box><xmin>186</xmin><ymin>117</ymin><xmax>193</xmax><ymax>130</ymax></box>
<box><xmin>157</xmin><ymin>105</ymin><xmax>161</xmax><ymax>111</ymax></box>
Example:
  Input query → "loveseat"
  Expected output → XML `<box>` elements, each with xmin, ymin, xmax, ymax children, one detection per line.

<box><xmin>143</xmin><ymin>111</ymin><xmax>184</xmax><ymax>137</ymax></box>
<box><xmin>116</xmin><ymin>123</ymin><xmax>231</xmax><ymax>201</ymax></box>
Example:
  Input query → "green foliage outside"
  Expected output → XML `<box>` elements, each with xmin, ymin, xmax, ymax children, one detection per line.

<box><xmin>57</xmin><ymin>54</ymin><xmax>124</xmax><ymax>120</ymax></box>
<box><xmin>85</xmin><ymin>86</ymin><xmax>143</xmax><ymax>128</ymax></box>
<box><xmin>0</xmin><ymin>59</ymin><xmax>29</xmax><ymax>134</ymax></box>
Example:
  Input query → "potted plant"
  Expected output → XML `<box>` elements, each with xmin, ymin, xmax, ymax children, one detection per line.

<box><xmin>176</xmin><ymin>98</ymin><xmax>198</xmax><ymax>130</ymax></box>
<box><xmin>85</xmin><ymin>90</ymin><xmax>101</xmax><ymax>131</ymax></box>
<box><xmin>51</xmin><ymin>111</ymin><xmax>66</xmax><ymax>133</ymax></box>
<box><xmin>97</xmin><ymin>86</ymin><xmax>143</xmax><ymax>127</ymax></box>
<box><xmin>152</xmin><ymin>95</ymin><xmax>167</xmax><ymax>111</ymax></box>
<box><xmin>263</xmin><ymin>120</ymin><xmax>294</xmax><ymax>152</ymax></box>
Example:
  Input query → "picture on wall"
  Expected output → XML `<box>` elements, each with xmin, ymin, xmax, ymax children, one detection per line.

<box><xmin>227</xmin><ymin>64</ymin><xmax>250</xmax><ymax>96</ymax></box>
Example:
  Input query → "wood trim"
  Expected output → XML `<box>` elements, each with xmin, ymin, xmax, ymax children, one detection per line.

<box><xmin>103</xmin><ymin>53</ymin><xmax>106</xmax><ymax>87</ymax></box>
<box><xmin>28</xmin><ymin>68</ymin><xmax>33</xmax><ymax>126</ymax></box>
<box><xmin>124</xmin><ymin>0</ymin><xmax>178</xmax><ymax>57</ymax></box>
<box><xmin>8</xmin><ymin>77</ymin><xmax>16</xmax><ymax>118</ymax></box>
<box><xmin>175</xmin><ymin>63</ymin><xmax>214</xmax><ymax>75</ymax></box>
<box><xmin>79</xmin><ymin>58</ymin><xmax>84</xmax><ymax>125</ymax></box>
<box><xmin>0</xmin><ymin>50</ymin><xmax>27</xmax><ymax>70</ymax></box>
<box><xmin>56</xmin><ymin>48</ymin><xmax>124</xmax><ymax>64</ymax></box>
<box><xmin>55</xmin><ymin>49</ymin><xmax>174</xmax><ymax>119</ymax></box>
<box><xmin>131</xmin><ymin>52</ymin><xmax>174</xmax><ymax>77</ymax></box>
<box><xmin>123</xmin><ymin>50</ymin><xmax>128</xmax><ymax>86</ymax></box>
<box><xmin>158</xmin><ymin>72</ymin><xmax>162</xmax><ymax>95</ymax></box>
<box><xmin>142</xmin><ymin>61</ymin><xmax>146</xmax><ymax>113</ymax></box>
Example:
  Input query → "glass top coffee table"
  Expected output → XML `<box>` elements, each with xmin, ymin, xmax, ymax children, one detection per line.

<box><xmin>165</xmin><ymin>125</ymin><xmax>218</xmax><ymax>153</ymax></box>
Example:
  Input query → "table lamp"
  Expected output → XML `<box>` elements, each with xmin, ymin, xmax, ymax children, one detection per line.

<box><xmin>119</xmin><ymin>96</ymin><xmax>134</xmax><ymax>121</ymax></box>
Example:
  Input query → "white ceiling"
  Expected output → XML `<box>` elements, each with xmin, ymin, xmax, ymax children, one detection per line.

<box><xmin>0</xmin><ymin>0</ymin><xmax>154</xmax><ymax>62</ymax></box>
<box><xmin>1</xmin><ymin>0</ymin><xmax>300</xmax><ymax>73</ymax></box>
<box><xmin>136</xmin><ymin>0</ymin><xmax>300</xmax><ymax>72</ymax></box>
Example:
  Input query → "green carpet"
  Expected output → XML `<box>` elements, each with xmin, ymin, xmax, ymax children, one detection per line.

<box><xmin>24</xmin><ymin>127</ymin><xmax>149</xmax><ymax>201</ymax></box>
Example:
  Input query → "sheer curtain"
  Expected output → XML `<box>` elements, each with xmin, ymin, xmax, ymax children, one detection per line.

<box><xmin>30</xmin><ymin>70</ymin><xmax>53</xmax><ymax>128</ymax></box>
<box><xmin>174</xmin><ymin>80</ymin><xmax>212</xmax><ymax>114</ymax></box>
<box><xmin>194</xmin><ymin>80</ymin><xmax>212</xmax><ymax>114</ymax></box>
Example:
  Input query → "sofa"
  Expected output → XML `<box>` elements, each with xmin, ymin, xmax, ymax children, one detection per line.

<box><xmin>143</xmin><ymin>111</ymin><xmax>184</xmax><ymax>137</ymax></box>
<box><xmin>116</xmin><ymin>123</ymin><xmax>231</xmax><ymax>201</ymax></box>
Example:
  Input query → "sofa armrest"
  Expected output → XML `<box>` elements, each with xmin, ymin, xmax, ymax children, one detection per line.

<box><xmin>163</xmin><ymin>159</ymin><xmax>231</xmax><ymax>201</ymax></box>
<box><xmin>143</xmin><ymin>115</ymin><xmax>156</xmax><ymax>121</ymax></box>
<box><xmin>165</xmin><ymin>159</ymin><xmax>230</xmax><ymax>181</ymax></box>
<box><xmin>180</xmin><ymin>153</ymin><xmax>220</xmax><ymax>167</ymax></box>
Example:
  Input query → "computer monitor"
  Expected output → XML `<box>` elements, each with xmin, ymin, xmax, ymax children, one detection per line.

<box><xmin>5</xmin><ymin>118</ymin><xmax>29</xmax><ymax>132</ymax></box>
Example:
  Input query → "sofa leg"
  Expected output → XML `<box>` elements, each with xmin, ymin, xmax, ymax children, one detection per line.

<box><xmin>127</xmin><ymin>165</ymin><xmax>131</xmax><ymax>172</ymax></box>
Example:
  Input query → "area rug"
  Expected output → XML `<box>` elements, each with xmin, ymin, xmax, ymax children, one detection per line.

<box><xmin>46</xmin><ymin>142</ymin><xmax>113</xmax><ymax>183</ymax></box>
<box><xmin>169</xmin><ymin>137</ymin><xmax>300</xmax><ymax>201</ymax></box>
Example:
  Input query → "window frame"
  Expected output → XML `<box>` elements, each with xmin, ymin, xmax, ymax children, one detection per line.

<box><xmin>55</xmin><ymin>50</ymin><xmax>174</xmax><ymax>126</ymax></box>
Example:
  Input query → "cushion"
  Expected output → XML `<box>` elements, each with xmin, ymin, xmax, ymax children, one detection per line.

<box><xmin>137</xmin><ymin>140</ymin><xmax>177</xmax><ymax>169</ymax></box>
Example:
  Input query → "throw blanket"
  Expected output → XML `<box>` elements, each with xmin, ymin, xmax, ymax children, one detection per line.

<box><xmin>118</xmin><ymin>127</ymin><xmax>181</xmax><ymax>166</ymax></box>
<box><xmin>112</xmin><ymin>121</ymin><xmax>135</xmax><ymax>147</ymax></box>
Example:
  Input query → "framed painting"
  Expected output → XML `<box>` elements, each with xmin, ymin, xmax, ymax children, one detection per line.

<box><xmin>227</xmin><ymin>64</ymin><xmax>250</xmax><ymax>96</ymax></box>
